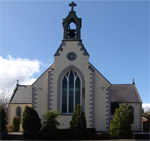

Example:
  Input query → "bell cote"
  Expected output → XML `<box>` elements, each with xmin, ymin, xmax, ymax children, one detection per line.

<box><xmin>63</xmin><ymin>2</ymin><xmax>81</xmax><ymax>41</ymax></box>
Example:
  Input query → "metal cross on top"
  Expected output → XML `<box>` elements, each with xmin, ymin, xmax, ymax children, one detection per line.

<box><xmin>69</xmin><ymin>1</ymin><xmax>76</xmax><ymax>11</ymax></box>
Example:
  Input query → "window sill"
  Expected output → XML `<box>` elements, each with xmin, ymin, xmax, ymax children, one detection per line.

<box><xmin>60</xmin><ymin>113</ymin><xmax>73</xmax><ymax>116</ymax></box>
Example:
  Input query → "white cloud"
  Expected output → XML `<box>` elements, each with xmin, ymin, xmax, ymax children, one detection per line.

<box><xmin>0</xmin><ymin>55</ymin><xmax>41</xmax><ymax>98</ymax></box>
<box><xmin>142</xmin><ymin>103</ymin><xmax>150</xmax><ymax>112</ymax></box>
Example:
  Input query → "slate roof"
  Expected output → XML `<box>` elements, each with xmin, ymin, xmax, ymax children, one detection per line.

<box><xmin>10</xmin><ymin>84</ymin><xmax>32</xmax><ymax>104</ymax></box>
<box><xmin>111</xmin><ymin>84</ymin><xmax>142</xmax><ymax>103</ymax></box>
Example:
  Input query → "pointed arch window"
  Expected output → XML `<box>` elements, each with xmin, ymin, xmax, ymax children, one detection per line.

<box><xmin>62</xmin><ymin>70</ymin><xmax>81</xmax><ymax>114</ymax></box>
<box><xmin>16</xmin><ymin>107</ymin><xmax>21</xmax><ymax>122</ymax></box>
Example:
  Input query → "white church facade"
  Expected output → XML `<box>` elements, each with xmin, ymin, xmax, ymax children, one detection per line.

<box><xmin>8</xmin><ymin>2</ymin><xmax>142</xmax><ymax>132</ymax></box>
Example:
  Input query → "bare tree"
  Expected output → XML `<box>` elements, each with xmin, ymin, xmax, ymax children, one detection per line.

<box><xmin>0</xmin><ymin>92</ymin><xmax>9</xmax><ymax>112</ymax></box>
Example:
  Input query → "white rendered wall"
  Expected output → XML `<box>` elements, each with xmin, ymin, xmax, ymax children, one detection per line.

<box><xmin>53</xmin><ymin>41</ymin><xmax>90</xmax><ymax>128</ymax></box>
<box><xmin>32</xmin><ymin>67</ymin><xmax>51</xmax><ymax>119</ymax></box>
<box><xmin>32</xmin><ymin>40</ymin><xmax>111</xmax><ymax>131</ymax></box>
<box><xmin>94</xmin><ymin>69</ymin><xmax>111</xmax><ymax>131</ymax></box>
<box><xmin>57</xmin><ymin>115</ymin><xmax>72</xmax><ymax>129</ymax></box>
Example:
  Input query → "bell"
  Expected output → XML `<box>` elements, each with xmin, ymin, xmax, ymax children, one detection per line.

<box><xmin>68</xmin><ymin>29</ymin><xmax>76</xmax><ymax>37</ymax></box>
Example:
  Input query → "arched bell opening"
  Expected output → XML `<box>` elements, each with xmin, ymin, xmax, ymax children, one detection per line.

<box><xmin>67</xmin><ymin>21</ymin><xmax>77</xmax><ymax>38</ymax></box>
<box><xmin>62</xmin><ymin>8</ymin><xmax>81</xmax><ymax>40</ymax></box>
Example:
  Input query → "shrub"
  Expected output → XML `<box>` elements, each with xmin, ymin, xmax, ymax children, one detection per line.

<box><xmin>57</xmin><ymin>129</ymin><xmax>72</xmax><ymax>140</ymax></box>
<box><xmin>42</xmin><ymin>111</ymin><xmax>60</xmax><ymax>129</ymax></box>
<box><xmin>0</xmin><ymin>106</ymin><xmax>7</xmax><ymax>132</ymax></box>
<box><xmin>98</xmin><ymin>132</ymin><xmax>110</xmax><ymax>140</ymax></box>
<box><xmin>84</xmin><ymin>128</ymin><xmax>96</xmax><ymax>139</ymax></box>
<box><xmin>143</xmin><ymin>110</ymin><xmax>150</xmax><ymax>132</ymax></box>
<box><xmin>40</xmin><ymin>111</ymin><xmax>60</xmax><ymax>139</ymax></box>
<box><xmin>70</xmin><ymin>104</ymin><xmax>87</xmax><ymax>138</ymax></box>
<box><xmin>22</xmin><ymin>106</ymin><xmax>41</xmax><ymax>139</ymax></box>
<box><xmin>143</xmin><ymin>116</ymin><xmax>150</xmax><ymax>132</ymax></box>
<box><xmin>12</xmin><ymin>116</ymin><xmax>20</xmax><ymax>131</ymax></box>
<box><xmin>0</xmin><ymin>106</ymin><xmax>8</xmax><ymax>139</ymax></box>
<box><xmin>57</xmin><ymin>128</ymin><xmax>96</xmax><ymax>140</ymax></box>
<box><xmin>110</xmin><ymin>104</ymin><xmax>134</xmax><ymax>139</ymax></box>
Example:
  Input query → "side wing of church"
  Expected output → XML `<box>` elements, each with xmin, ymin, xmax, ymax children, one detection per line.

<box><xmin>8</xmin><ymin>2</ymin><xmax>142</xmax><ymax>132</ymax></box>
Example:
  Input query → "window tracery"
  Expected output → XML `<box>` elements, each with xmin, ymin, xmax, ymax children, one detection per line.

<box><xmin>62</xmin><ymin>70</ymin><xmax>81</xmax><ymax>113</ymax></box>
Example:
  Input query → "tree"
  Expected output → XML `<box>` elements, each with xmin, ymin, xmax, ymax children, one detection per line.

<box><xmin>40</xmin><ymin>111</ymin><xmax>60</xmax><ymax>139</ymax></box>
<box><xmin>143</xmin><ymin>117</ymin><xmax>150</xmax><ymax>132</ymax></box>
<box><xmin>142</xmin><ymin>109</ymin><xmax>150</xmax><ymax>132</ymax></box>
<box><xmin>22</xmin><ymin>106</ymin><xmax>41</xmax><ymax>138</ymax></box>
<box><xmin>42</xmin><ymin>111</ymin><xmax>60</xmax><ymax>130</ymax></box>
<box><xmin>0</xmin><ymin>92</ymin><xmax>9</xmax><ymax>112</ymax></box>
<box><xmin>0</xmin><ymin>106</ymin><xmax>7</xmax><ymax>131</ymax></box>
<box><xmin>12</xmin><ymin>116</ymin><xmax>20</xmax><ymax>132</ymax></box>
<box><xmin>70</xmin><ymin>105</ymin><xmax>87</xmax><ymax>135</ymax></box>
<box><xmin>110</xmin><ymin>104</ymin><xmax>134</xmax><ymax>139</ymax></box>
<box><xmin>143</xmin><ymin>111</ymin><xmax>150</xmax><ymax>119</ymax></box>
<box><xmin>0</xmin><ymin>106</ymin><xmax>8</xmax><ymax>139</ymax></box>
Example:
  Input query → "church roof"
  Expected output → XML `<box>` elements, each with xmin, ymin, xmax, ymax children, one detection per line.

<box><xmin>111</xmin><ymin>84</ymin><xmax>142</xmax><ymax>103</ymax></box>
<box><xmin>10</xmin><ymin>84</ymin><xmax>32</xmax><ymax>104</ymax></box>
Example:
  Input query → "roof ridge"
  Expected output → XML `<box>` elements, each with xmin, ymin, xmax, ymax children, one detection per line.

<box><xmin>9</xmin><ymin>84</ymin><xmax>19</xmax><ymax>103</ymax></box>
<box><xmin>133</xmin><ymin>85</ymin><xmax>142</xmax><ymax>103</ymax></box>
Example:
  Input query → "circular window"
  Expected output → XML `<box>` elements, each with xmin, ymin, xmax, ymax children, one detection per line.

<box><xmin>67</xmin><ymin>52</ymin><xmax>77</xmax><ymax>61</ymax></box>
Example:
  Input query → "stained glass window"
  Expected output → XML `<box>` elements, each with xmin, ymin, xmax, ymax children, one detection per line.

<box><xmin>62</xmin><ymin>70</ymin><xmax>81</xmax><ymax>114</ymax></box>
<box><xmin>16</xmin><ymin>107</ymin><xmax>21</xmax><ymax>122</ymax></box>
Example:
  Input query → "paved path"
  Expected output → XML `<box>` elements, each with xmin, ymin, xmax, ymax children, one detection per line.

<box><xmin>8</xmin><ymin>132</ymin><xmax>23</xmax><ymax>135</ymax></box>
<box><xmin>7</xmin><ymin>132</ymin><xmax>23</xmax><ymax>140</ymax></box>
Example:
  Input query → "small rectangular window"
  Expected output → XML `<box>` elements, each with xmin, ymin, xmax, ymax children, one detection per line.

<box><xmin>111</xmin><ymin>102</ymin><xmax>119</xmax><ymax>115</ymax></box>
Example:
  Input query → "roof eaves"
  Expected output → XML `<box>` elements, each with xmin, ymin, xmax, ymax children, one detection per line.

<box><xmin>31</xmin><ymin>63</ymin><xmax>54</xmax><ymax>86</ymax></box>
<box><xmin>111</xmin><ymin>84</ymin><xmax>132</xmax><ymax>86</ymax></box>
<box><xmin>9</xmin><ymin>84</ymin><xmax>19</xmax><ymax>103</ymax></box>
<box><xmin>133</xmin><ymin>84</ymin><xmax>142</xmax><ymax>103</ymax></box>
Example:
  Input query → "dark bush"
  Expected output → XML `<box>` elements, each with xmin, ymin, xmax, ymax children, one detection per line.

<box><xmin>84</xmin><ymin>128</ymin><xmax>96</xmax><ymax>140</ymax></box>
<box><xmin>39</xmin><ymin>111</ymin><xmax>60</xmax><ymax>140</ymax></box>
<box><xmin>57</xmin><ymin>129</ymin><xmax>72</xmax><ymax>140</ymax></box>
<box><xmin>0</xmin><ymin>106</ymin><xmax>8</xmax><ymax>140</ymax></box>
<box><xmin>22</xmin><ymin>106</ymin><xmax>41</xmax><ymax>139</ymax></box>
<box><xmin>98</xmin><ymin>132</ymin><xmax>110</xmax><ymax>140</ymax></box>
<box><xmin>39</xmin><ymin>129</ymin><xmax>59</xmax><ymax>140</ymax></box>
<box><xmin>134</xmin><ymin>133</ymin><xmax>150</xmax><ymax>139</ymax></box>
<box><xmin>110</xmin><ymin>104</ymin><xmax>134</xmax><ymax>139</ymax></box>
<box><xmin>58</xmin><ymin>128</ymin><xmax>96</xmax><ymax>140</ymax></box>
<box><xmin>0</xmin><ymin>106</ymin><xmax>7</xmax><ymax>131</ymax></box>
<box><xmin>39</xmin><ymin>128</ymin><xmax>96</xmax><ymax>140</ymax></box>
<box><xmin>70</xmin><ymin>104</ymin><xmax>87</xmax><ymax>137</ymax></box>
<box><xmin>143</xmin><ymin>116</ymin><xmax>150</xmax><ymax>132</ymax></box>
<box><xmin>12</xmin><ymin>116</ymin><xmax>20</xmax><ymax>131</ymax></box>
<box><xmin>23</xmin><ymin>131</ymin><xmax>35</xmax><ymax>140</ymax></box>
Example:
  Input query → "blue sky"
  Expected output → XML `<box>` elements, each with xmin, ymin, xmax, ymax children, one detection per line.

<box><xmin>0</xmin><ymin>1</ymin><xmax>149</xmax><ymax>104</ymax></box>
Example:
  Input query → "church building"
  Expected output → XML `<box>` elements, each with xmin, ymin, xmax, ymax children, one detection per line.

<box><xmin>8</xmin><ymin>2</ymin><xmax>142</xmax><ymax>132</ymax></box>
